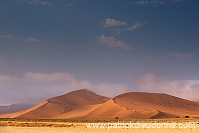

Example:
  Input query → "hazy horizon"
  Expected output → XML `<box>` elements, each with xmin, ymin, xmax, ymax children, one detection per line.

<box><xmin>0</xmin><ymin>0</ymin><xmax>199</xmax><ymax>105</ymax></box>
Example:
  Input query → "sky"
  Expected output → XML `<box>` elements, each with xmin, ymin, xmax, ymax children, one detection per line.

<box><xmin>0</xmin><ymin>0</ymin><xmax>199</xmax><ymax>105</ymax></box>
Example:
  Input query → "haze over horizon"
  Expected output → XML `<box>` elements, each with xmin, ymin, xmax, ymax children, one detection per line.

<box><xmin>0</xmin><ymin>0</ymin><xmax>199</xmax><ymax>105</ymax></box>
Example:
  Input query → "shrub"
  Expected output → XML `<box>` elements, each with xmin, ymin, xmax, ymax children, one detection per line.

<box><xmin>115</xmin><ymin>117</ymin><xmax>119</xmax><ymax>119</ymax></box>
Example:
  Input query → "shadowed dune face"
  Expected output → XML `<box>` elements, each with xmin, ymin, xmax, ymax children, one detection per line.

<box><xmin>1</xmin><ymin>90</ymin><xmax>199</xmax><ymax>119</ymax></box>
<box><xmin>77</xmin><ymin>99</ymin><xmax>160</xmax><ymax>119</ymax></box>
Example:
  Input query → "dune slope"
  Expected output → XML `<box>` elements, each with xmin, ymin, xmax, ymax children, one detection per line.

<box><xmin>0</xmin><ymin>89</ymin><xmax>110</xmax><ymax>119</ymax></box>
<box><xmin>1</xmin><ymin>90</ymin><xmax>199</xmax><ymax>119</ymax></box>
<box><xmin>113</xmin><ymin>92</ymin><xmax>199</xmax><ymax>117</ymax></box>
<box><xmin>47</xmin><ymin>89</ymin><xmax>110</xmax><ymax>106</ymax></box>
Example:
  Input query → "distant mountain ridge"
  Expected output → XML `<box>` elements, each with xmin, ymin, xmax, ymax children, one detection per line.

<box><xmin>0</xmin><ymin>103</ymin><xmax>35</xmax><ymax>114</ymax></box>
<box><xmin>1</xmin><ymin>89</ymin><xmax>199</xmax><ymax>119</ymax></box>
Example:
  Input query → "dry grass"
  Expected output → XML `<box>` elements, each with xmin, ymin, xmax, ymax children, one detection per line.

<box><xmin>1</xmin><ymin>118</ymin><xmax>199</xmax><ymax>127</ymax></box>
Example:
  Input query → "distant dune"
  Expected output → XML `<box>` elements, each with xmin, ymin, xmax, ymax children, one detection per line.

<box><xmin>1</xmin><ymin>89</ymin><xmax>199</xmax><ymax>119</ymax></box>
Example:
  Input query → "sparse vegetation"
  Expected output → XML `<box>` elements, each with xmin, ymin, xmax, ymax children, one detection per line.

<box><xmin>1</xmin><ymin>118</ymin><xmax>199</xmax><ymax>125</ymax></box>
<box><xmin>115</xmin><ymin>117</ymin><xmax>119</xmax><ymax>119</ymax></box>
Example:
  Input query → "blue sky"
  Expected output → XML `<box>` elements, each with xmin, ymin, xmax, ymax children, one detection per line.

<box><xmin>0</xmin><ymin>0</ymin><xmax>199</xmax><ymax>105</ymax></box>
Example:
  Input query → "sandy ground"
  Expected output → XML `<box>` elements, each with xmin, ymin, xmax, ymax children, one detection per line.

<box><xmin>0</xmin><ymin>121</ymin><xmax>199</xmax><ymax>133</ymax></box>
<box><xmin>1</xmin><ymin>126</ymin><xmax>199</xmax><ymax>133</ymax></box>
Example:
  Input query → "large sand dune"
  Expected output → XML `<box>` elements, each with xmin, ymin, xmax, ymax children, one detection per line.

<box><xmin>113</xmin><ymin>92</ymin><xmax>199</xmax><ymax>117</ymax></box>
<box><xmin>47</xmin><ymin>89</ymin><xmax>110</xmax><ymax>106</ymax></box>
<box><xmin>1</xmin><ymin>89</ymin><xmax>199</xmax><ymax>119</ymax></box>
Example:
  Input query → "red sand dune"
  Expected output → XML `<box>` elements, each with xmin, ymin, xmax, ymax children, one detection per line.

<box><xmin>1</xmin><ymin>89</ymin><xmax>199</xmax><ymax>119</ymax></box>
<box><xmin>47</xmin><ymin>89</ymin><xmax>110</xmax><ymax>106</ymax></box>
<box><xmin>113</xmin><ymin>92</ymin><xmax>199</xmax><ymax>117</ymax></box>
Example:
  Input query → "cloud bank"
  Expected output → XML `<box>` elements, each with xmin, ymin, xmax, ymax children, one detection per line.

<box><xmin>0</xmin><ymin>72</ymin><xmax>128</xmax><ymax>105</ymax></box>
<box><xmin>0</xmin><ymin>72</ymin><xmax>198</xmax><ymax>105</ymax></box>
<box><xmin>135</xmin><ymin>73</ymin><xmax>199</xmax><ymax>101</ymax></box>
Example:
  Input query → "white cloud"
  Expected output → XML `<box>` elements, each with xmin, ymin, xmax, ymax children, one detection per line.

<box><xmin>103</xmin><ymin>18</ymin><xmax>127</xmax><ymax>27</ymax></box>
<box><xmin>24</xmin><ymin>72</ymin><xmax>81</xmax><ymax>89</ymax></box>
<box><xmin>132</xmin><ymin>0</ymin><xmax>166</xmax><ymax>5</ymax></box>
<box><xmin>101</xmin><ymin>18</ymin><xmax>145</xmax><ymax>35</ymax></box>
<box><xmin>15</xmin><ymin>0</ymin><xmax>50</xmax><ymax>6</ymax></box>
<box><xmin>127</xmin><ymin>22</ymin><xmax>145</xmax><ymax>31</ymax></box>
<box><xmin>0</xmin><ymin>35</ymin><xmax>13</xmax><ymax>39</ymax></box>
<box><xmin>28</xmin><ymin>0</ymin><xmax>49</xmax><ymax>5</ymax></box>
<box><xmin>165</xmin><ymin>52</ymin><xmax>195</xmax><ymax>59</ymax></box>
<box><xmin>114</xmin><ymin>22</ymin><xmax>145</xmax><ymax>31</ymax></box>
<box><xmin>136</xmin><ymin>73</ymin><xmax>168</xmax><ymax>85</ymax></box>
<box><xmin>98</xmin><ymin>35</ymin><xmax>129</xmax><ymax>50</ymax></box>
<box><xmin>22</xmin><ymin>37</ymin><xmax>42</xmax><ymax>42</ymax></box>
<box><xmin>135</xmin><ymin>73</ymin><xmax>199</xmax><ymax>101</ymax></box>
<box><xmin>0</xmin><ymin>35</ymin><xmax>42</xmax><ymax>42</ymax></box>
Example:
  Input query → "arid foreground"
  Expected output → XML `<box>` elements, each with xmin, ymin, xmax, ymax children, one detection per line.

<box><xmin>0</xmin><ymin>119</ymin><xmax>199</xmax><ymax>133</ymax></box>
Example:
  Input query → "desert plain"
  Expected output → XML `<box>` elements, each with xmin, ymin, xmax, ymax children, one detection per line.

<box><xmin>0</xmin><ymin>118</ymin><xmax>199</xmax><ymax>133</ymax></box>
